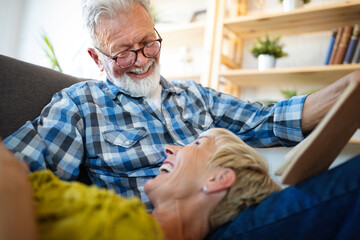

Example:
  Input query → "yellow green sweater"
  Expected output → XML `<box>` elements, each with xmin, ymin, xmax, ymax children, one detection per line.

<box><xmin>29</xmin><ymin>170</ymin><xmax>163</xmax><ymax>240</ymax></box>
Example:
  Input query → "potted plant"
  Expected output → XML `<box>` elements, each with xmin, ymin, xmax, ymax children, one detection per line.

<box><xmin>250</xmin><ymin>34</ymin><xmax>288</xmax><ymax>71</ymax></box>
<box><xmin>280</xmin><ymin>0</ymin><xmax>311</xmax><ymax>12</ymax></box>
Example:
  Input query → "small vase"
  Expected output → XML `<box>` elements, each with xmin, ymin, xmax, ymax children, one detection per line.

<box><xmin>282</xmin><ymin>0</ymin><xmax>304</xmax><ymax>12</ymax></box>
<box><xmin>258</xmin><ymin>54</ymin><xmax>276</xmax><ymax>71</ymax></box>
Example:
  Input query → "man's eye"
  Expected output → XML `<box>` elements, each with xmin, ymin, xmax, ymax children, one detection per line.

<box><xmin>145</xmin><ymin>41</ymin><xmax>155</xmax><ymax>47</ymax></box>
<box><xmin>194</xmin><ymin>141</ymin><xmax>200</xmax><ymax>145</ymax></box>
<box><xmin>116</xmin><ymin>51</ymin><xmax>131</xmax><ymax>58</ymax></box>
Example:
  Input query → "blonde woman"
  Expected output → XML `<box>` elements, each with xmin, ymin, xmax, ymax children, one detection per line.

<box><xmin>145</xmin><ymin>128</ymin><xmax>281</xmax><ymax>239</ymax></box>
<box><xmin>1</xmin><ymin>128</ymin><xmax>360</xmax><ymax>239</ymax></box>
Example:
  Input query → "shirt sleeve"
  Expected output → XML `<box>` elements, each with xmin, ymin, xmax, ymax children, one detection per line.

<box><xmin>201</xmin><ymin>86</ymin><xmax>307</xmax><ymax>147</ymax></box>
<box><xmin>3</xmin><ymin>90</ymin><xmax>84</xmax><ymax>180</ymax></box>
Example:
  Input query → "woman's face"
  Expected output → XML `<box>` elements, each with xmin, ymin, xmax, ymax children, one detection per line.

<box><xmin>144</xmin><ymin>136</ymin><xmax>217</xmax><ymax>205</ymax></box>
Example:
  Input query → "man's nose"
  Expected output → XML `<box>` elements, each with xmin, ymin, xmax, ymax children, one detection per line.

<box><xmin>133</xmin><ymin>47</ymin><xmax>148</xmax><ymax>66</ymax></box>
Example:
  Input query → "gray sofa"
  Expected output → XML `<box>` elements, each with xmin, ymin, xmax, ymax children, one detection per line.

<box><xmin>0</xmin><ymin>54</ymin><xmax>90</xmax><ymax>184</ymax></box>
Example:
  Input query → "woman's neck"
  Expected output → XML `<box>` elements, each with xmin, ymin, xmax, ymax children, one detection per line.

<box><xmin>152</xmin><ymin>200</ymin><xmax>210</xmax><ymax>240</ymax></box>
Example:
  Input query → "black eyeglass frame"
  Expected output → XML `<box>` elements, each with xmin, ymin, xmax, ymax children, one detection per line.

<box><xmin>95</xmin><ymin>28</ymin><xmax>162</xmax><ymax>68</ymax></box>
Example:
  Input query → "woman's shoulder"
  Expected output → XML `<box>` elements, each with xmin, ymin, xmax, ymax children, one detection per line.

<box><xmin>29</xmin><ymin>170</ymin><xmax>163</xmax><ymax>240</ymax></box>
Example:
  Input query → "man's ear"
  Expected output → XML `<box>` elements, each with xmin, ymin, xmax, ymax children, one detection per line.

<box><xmin>87</xmin><ymin>48</ymin><xmax>104</xmax><ymax>71</ymax></box>
<box><xmin>205</xmin><ymin>168</ymin><xmax>236</xmax><ymax>194</ymax></box>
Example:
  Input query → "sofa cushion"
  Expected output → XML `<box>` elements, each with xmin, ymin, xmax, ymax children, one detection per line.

<box><xmin>0</xmin><ymin>54</ymin><xmax>80</xmax><ymax>139</ymax></box>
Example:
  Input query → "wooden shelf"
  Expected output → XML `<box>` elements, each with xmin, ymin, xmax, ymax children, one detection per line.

<box><xmin>349</xmin><ymin>138</ymin><xmax>360</xmax><ymax>144</ymax></box>
<box><xmin>158</xmin><ymin>22</ymin><xmax>205</xmax><ymax>48</ymax></box>
<box><xmin>221</xmin><ymin>65</ymin><xmax>360</xmax><ymax>87</ymax></box>
<box><xmin>224</xmin><ymin>1</ymin><xmax>360</xmax><ymax>38</ymax></box>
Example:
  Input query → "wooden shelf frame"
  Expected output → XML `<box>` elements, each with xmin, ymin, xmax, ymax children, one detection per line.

<box><xmin>349</xmin><ymin>138</ymin><xmax>360</xmax><ymax>144</ymax></box>
<box><xmin>215</xmin><ymin>1</ymin><xmax>360</xmax><ymax>94</ymax></box>
<box><xmin>221</xmin><ymin>65</ymin><xmax>360</xmax><ymax>87</ymax></box>
<box><xmin>223</xmin><ymin>1</ymin><xmax>360</xmax><ymax>39</ymax></box>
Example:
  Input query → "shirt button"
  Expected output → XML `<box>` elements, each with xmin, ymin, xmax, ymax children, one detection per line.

<box><xmin>125</xmin><ymin>140</ymin><xmax>130</xmax><ymax>145</ymax></box>
<box><xmin>201</xmin><ymin>125</ymin><xmax>206</xmax><ymax>129</ymax></box>
<box><xmin>143</xmin><ymin>100</ymin><xmax>147</xmax><ymax>104</ymax></box>
<box><xmin>167</xmin><ymin>126</ymin><xmax>171</xmax><ymax>130</ymax></box>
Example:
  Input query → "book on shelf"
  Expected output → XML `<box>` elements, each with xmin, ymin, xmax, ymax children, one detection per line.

<box><xmin>332</xmin><ymin>25</ymin><xmax>353</xmax><ymax>64</ymax></box>
<box><xmin>275</xmin><ymin>81</ymin><xmax>360</xmax><ymax>185</ymax></box>
<box><xmin>344</xmin><ymin>24</ymin><xmax>360</xmax><ymax>64</ymax></box>
<box><xmin>328</xmin><ymin>26</ymin><xmax>344</xmax><ymax>65</ymax></box>
<box><xmin>352</xmin><ymin>40</ymin><xmax>360</xmax><ymax>63</ymax></box>
<box><xmin>324</xmin><ymin>29</ymin><xmax>338</xmax><ymax>65</ymax></box>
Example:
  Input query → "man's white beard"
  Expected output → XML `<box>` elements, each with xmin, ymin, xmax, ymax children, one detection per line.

<box><xmin>111</xmin><ymin>59</ymin><xmax>161</xmax><ymax>98</ymax></box>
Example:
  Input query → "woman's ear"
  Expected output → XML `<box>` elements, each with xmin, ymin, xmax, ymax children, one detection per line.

<box><xmin>87</xmin><ymin>48</ymin><xmax>104</xmax><ymax>71</ymax></box>
<box><xmin>205</xmin><ymin>168</ymin><xmax>236</xmax><ymax>194</ymax></box>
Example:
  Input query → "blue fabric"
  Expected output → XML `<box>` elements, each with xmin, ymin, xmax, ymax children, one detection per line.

<box><xmin>4</xmin><ymin>77</ymin><xmax>306</xmax><ymax>210</ymax></box>
<box><xmin>207</xmin><ymin>154</ymin><xmax>360</xmax><ymax>240</ymax></box>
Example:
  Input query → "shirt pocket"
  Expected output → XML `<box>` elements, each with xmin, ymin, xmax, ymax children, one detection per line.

<box><xmin>183</xmin><ymin>111</ymin><xmax>214</xmax><ymax>131</ymax></box>
<box><xmin>102</xmin><ymin>127</ymin><xmax>148</xmax><ymax>148</ymax></box>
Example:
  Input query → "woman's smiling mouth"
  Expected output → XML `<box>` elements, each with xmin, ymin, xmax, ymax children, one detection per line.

<box><xmin>159</xmin><ymin>162</ymin><xmax>173</xmax><ymax>174</ymax></box>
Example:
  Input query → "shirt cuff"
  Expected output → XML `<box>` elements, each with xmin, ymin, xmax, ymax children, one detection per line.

<box><xmin>273</xmin><ymin>95</ymin><xmax>308</xmax><ymax>146</ymax></box>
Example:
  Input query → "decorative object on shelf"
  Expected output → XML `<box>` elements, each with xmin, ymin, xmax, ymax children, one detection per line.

<box><xmin>344</xmin><ymin>24</ymin><xmax>360</xmax><ymax>64</ymax></box>
<box><xmin>250</xmin><ymin>34</ymin><xmax>288</xmax><ymax>71</ymax></box>
<box><xmin>257</xmin><ymin>55</ymin><xmax>275</xmax><ymax>71</ymax></box>
<box><xmin>333</xmin><ymin>26</ymin><xmax>353</xmax><ymax>64</ymax></box>
<box><xmin>352</xmin><ymin>38</ymin><xmax>360</xmax><ymax>64</ymax></box>
<box><xmin>327</xmin><ymin>25</ymin><xmax>355</xmax><ymax>65</ymax></box>
<box><xmin>280</xmin><ymin>0</ymin><xmax>310</xmax><ymax>12</ymax></box>
<box><xmin>324</xmin><ymin>29</ymin><xmax>338</xmax><ymax>65</ymax></box>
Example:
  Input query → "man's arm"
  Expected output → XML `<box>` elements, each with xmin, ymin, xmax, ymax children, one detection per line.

<box><xmin>0</xmin><ymin>142</ymin><xmax>38</xmax><ymax>240</ymax></box>
<box><xmin>301</xmin><ymin>70</ymin><xmax>360</xmax><ymax>133</ymax></box>
<box><xmin>3</xmin><ymin>89</ymin><xmax>85</xmax><ymax>179</ymax></box>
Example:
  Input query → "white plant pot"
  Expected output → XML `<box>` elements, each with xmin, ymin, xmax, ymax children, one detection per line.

<box><xmin>282</xmin><ymin>0</ymin><xmax>304</xmax><ymax>12</ymax></box>
<box><xmin>258</xmin><ymin>54</ymin><xmax>276</xmax><ymax>71</ymax></box>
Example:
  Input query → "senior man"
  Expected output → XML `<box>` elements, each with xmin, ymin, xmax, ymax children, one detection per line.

<box><xmin>4</xmin><ymin>0</ymin><xmax>360</xmax><ymax>211</ymax></box>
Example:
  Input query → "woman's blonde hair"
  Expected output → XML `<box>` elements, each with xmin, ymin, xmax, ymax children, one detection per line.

<box><xmin>200</xmin><ymin>128</ymin><xmax>281</xmax><ymax>231</ymax></box>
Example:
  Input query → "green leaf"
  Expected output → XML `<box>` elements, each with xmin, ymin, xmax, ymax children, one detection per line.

<box><xmin>40</xmin><ymin>31</ymin><xmax>63</xmax><ymax>72</ymax></box>
<box><xmin>249</xmin><ymin>33</ymin><xmax>288</xmax><ymax>58</ymax></box>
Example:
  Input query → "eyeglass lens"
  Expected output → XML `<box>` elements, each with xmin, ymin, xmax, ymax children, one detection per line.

<box><xmin>116</xmin><ymin>40</ymin><xmax>161</xmax><ymax>68</ymax></box>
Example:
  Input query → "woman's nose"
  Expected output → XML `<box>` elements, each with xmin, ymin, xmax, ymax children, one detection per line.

<box><xmin>164</xmin><ymin>145</ymin><xmax>181</xmax><ymax>156</ymax></box>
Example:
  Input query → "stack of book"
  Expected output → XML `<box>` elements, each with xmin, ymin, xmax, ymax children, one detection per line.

<box><xmin>324</xmin><ymin>24</ymin><xmax>360</xmax><ymax>65</ymax></box>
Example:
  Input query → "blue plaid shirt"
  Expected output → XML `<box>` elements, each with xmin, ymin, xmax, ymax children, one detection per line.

<box><xmin>4</xmin><ymin>77</ymin><xmax>306</xmax><ymax>209</ymax></box>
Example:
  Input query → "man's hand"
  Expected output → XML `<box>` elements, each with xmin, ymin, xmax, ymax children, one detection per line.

<box><xmin>0</xmin><ymin>142</ymin><xmax>38</xmax><ymax>240</ymax></box>
<box><xmin>301</xmin><ymin>70</ymin><xmax>360</xmax><ymax>133</ymax></box>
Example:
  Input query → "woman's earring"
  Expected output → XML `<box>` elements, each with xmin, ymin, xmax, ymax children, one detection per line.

<box><xmin>202</xmin><ymin>186</ymin><xmax>208</xmax><ymax>192</ymax></box>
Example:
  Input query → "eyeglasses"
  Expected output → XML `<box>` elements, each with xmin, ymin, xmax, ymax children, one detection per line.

<box><xmin>95</xmin><ymin>28</ymin><xmax>162</xmax><ymax>68</ymax></box>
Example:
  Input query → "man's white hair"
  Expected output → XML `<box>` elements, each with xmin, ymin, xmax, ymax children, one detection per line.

<box><xmin>81</xmin><ymin>0</ymin><xmax>153</xmax><ymax>48</ymax></box>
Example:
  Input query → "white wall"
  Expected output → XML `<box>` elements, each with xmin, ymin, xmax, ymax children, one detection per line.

<box><xmin>0</xmin><ymin>0</ymin><xmax>24</xmax><ymax>57</ymax></box>
<box><xmin>0</xmin><ymin>0</ymin><xmax>103</xmax><ymax>79</ymax></box>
